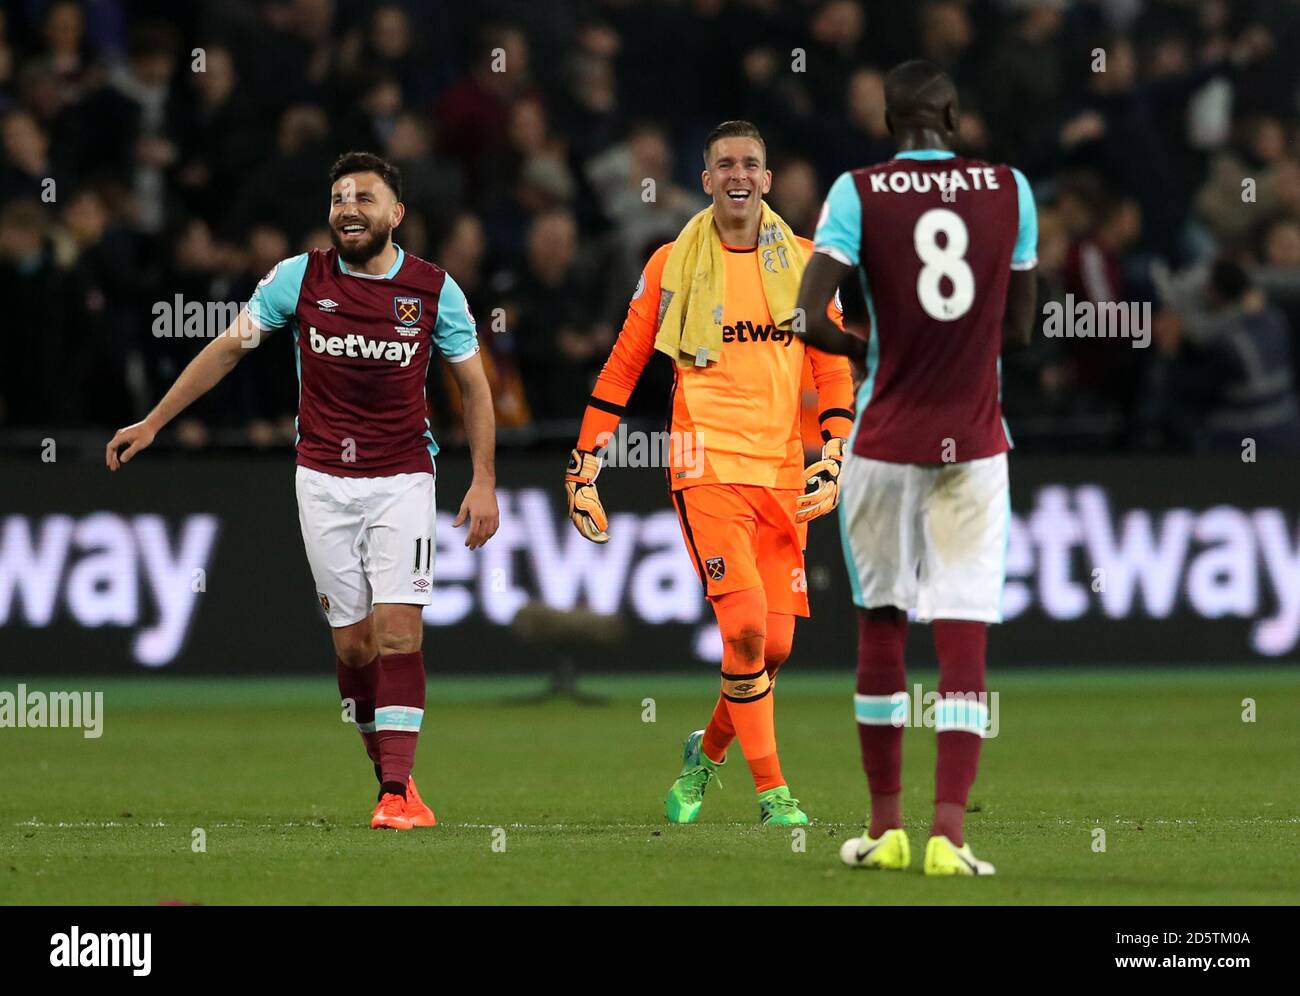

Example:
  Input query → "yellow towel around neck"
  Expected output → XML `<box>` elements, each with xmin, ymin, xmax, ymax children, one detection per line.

<box><xmin>653</xmin><ymin>201</ymin><xmax>805</xmax><ymax>368</ymax></box>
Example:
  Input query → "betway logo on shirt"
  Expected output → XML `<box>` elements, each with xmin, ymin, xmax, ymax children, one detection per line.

<box><xmin>307</xmin><ymin>327</ymin><xmax>419</xmax><ymax>366</ymax></box>
<box><xmin>722</xmin><ymin>321</ymin><xmax>796</xmax><ymax>346</ymax></box>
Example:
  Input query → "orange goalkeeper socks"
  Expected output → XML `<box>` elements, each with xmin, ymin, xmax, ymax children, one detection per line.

<box><xmin>702</xmin><ymin>612</ymin><xmax>795</xmax><ymax>765</ymax></box>
<box><xmin>704</xmin><ymin>694</ymin><xmax>786</xmax><ymax>792</ymax></box>
<box><xmin>723</xmin><ymin>690</ymin><xmax>784</xmax><ymax>792</ymax></box>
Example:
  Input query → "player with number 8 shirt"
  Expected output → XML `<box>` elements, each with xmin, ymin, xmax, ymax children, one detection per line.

<box><xmin>794</xmin><ymin>60</ymin><xmax>1038</xmax><ymax>877</ymax></box>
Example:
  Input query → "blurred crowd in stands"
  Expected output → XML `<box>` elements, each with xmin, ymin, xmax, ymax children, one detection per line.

<box><xmin>1</xmin><ymin>0</ymin><xmax>1299</xmax><ymax>453</ymax></box>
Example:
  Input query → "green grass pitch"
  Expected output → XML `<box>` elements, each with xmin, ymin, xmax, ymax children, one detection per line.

<box><xmin>2</xmin><ymin>668</ymin><xmax>1297</xmax><ymax>905</ymax></box>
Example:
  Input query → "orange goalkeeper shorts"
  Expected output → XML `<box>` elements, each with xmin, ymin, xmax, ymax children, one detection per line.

<box><xmin>671</xmin><ymin>483</ymin><xmax>810</xmax><ymax>616</ymax></box>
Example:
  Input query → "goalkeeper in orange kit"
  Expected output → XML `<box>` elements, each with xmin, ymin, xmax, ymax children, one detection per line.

<box><xmin>565</xmin><ymin>121</ymin><xmax>854</xmax><ymax>824</ymax></box>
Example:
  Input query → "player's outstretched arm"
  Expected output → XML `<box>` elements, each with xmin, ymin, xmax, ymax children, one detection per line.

<box><xmin>565</xmin><ymin>246</ymin><xmax>666</xmax><ymax>544</ymax></box>
<box><xmin>448</xmin><ymin>351</ymin><xmax>500</xmax><ymax>550</ymax></box>
<box><xmin>105</xmin><ymin>311</ymin><xmax>264</xmax><ymax>471</ymax></box>
<box><xmin>794</xmin><ymin>251</ymin><xmax>866</xmax><ymax>362</ymax></box>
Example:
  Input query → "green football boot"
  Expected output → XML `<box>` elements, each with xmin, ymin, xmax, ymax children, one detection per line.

<box><xmin>664</xmin><ymin>730</ymin><xmax>723</xmax><ymax>823</ymax></box>
<box><xmin>758</xmin><ymin>785</ymin><xmax>809</xmax><ymax>825</ymax></box>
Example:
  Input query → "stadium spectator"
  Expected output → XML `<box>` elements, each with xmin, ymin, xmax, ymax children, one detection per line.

<box><xmin>349</xmin><ymin>4</ymin><xmax>438</xmax><ymax>108</ymax></box>
<box><xmin>1254</xmin><ymin>217</ymin><xmax>1300</xmax><ymax>383</ymax></box>
<box><xmin>98</xmin><ymin>21</ymin><xmax>182</xmax><ymax>233</ymax></box>
<box><xmin>56</xmin><ymin>188</ymin><xmax>136</xmax><ymax>425</ymax></box>
<box><xmin>1195</xmin><ymin>115</ymin><xmax>1292</xmax><ymax>249</ymax></box>
<box><xmin>588</xmin><ymin>122</ymin><xmax>701</xmax><ymax>318</ymax></box>
<box><xmin>26</xmin><ymin>0</ymin><xmax>97</xmax><ymax>116</ymax></box>
<box><xmin>434</xmin><ymin>211</ymin><xmax>531</xmax><ymax>432</ymax></box>
<box><xmin>918</xmin><ymin>1</ymin><xmax>975</xmax><ymax>89</ymax></box>
<box><xmin>1143</xmin><ymin>259</ymin><xmax>1300</xmax><ymax>454</ymax></box>
<box><xmin>976</xmin><ymin>2</ymin><xmax>1064</xmax><ymax>168</ymax></box>
<box><xmin>0</xmin><ymin>198</ymin><xmax>87</xmax><ymax>426</ymax></box>
<box><xmin>1004</xmin><ymin>206</ymin><xmax>1072</xmax><ymax>426</ymax></box>
<box><xmin>1063</xmin><ymin>193</ymin><xmax>1144</xmax><ymax>422</ymax></box>
<box><xmin>807</xmin><ymin>66</ymin><xmax>893</xmax><ymax>185</ymax></box>
<box><xmin>0</xmin><ymin>0</ymin><xmax>1289</xmax><ymax>456</ymax></box>
<box><xmin>0</xmin><ymin>107</ymin><xmax>59</xmax><ymax>201</ymax></box>
<box><xmin>479</xmin><ymin>95</ymin><xmax>578</xmax><ymax>263</ymax></box>
<box><xmin>768</xmin><ymin>156</ymin><xmax>822</xmax><ymax>238</ymax></box>
<box><xmin>233</xmin><ymin>104</ymin><xmax>333</xmax><ymax>244</ymax></box>
<box><xmin>803</xmin><ymin>0</ymin><xmax>870</xmax><ymax>110</ymax></box>
<box><xmin>175</xmin><ymin>45</ymin><xmax>260</xmax><ymax>231</ymax></box>
<box><xmin>492</xmin><ymin>208</ymin><xmax>604</xmax><ymax>422</ymax></box>
<box><xmin>383</xmin><ymin>110</ymin><xmax>464</xmax><ymax>241</ymax></box>
<box><xmin>435</xmin><ymin>22</ymin><xmax>533</xmax><ymax>196</ymax></box>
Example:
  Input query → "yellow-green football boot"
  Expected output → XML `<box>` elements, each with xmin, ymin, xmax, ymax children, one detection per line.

<box><xmin>923</xmin><ymin>835</ymin><xmax>996</xmax><ymax>876</ymax></box>
<box><xmin>839</xmin><ymin>827</ymin><xmax>911</xmax><ymax>870</ymax></box>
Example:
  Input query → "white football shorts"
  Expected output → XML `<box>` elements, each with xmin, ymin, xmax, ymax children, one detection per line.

<box><xmin>295</xmin><ymin>466</ymin><xmax>435</xmax><ymax>627</ymax></box>
<box><xmin>838</xmin><ymin>452</ymin><xmax>1009</xmax><ymax>623</ymax></box>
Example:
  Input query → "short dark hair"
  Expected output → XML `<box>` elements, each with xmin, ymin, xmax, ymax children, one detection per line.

<box><xmin>329</xmin><ymin>151</ymin><xmax>403</xmax><ymax>201</ymax></box>
<box><xmin>703</xmin><ymin>120</ymin><xmax>766</xmax><ymax>167</ymax></box>
<box><xmin>883</xmin><ymin>59</ymin><xmax>957</xmax><ymax>128</ymax></box>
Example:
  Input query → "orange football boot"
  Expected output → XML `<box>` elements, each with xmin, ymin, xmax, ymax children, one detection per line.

<box><xmin>370</xmin><ymin>792</ymin><xmax>413</xmax><ymax>830</ymax></box>
<box><xmin>405</xmin><ymin>776</ymin><xmax>437</xmax><ymax>827</ymax></box>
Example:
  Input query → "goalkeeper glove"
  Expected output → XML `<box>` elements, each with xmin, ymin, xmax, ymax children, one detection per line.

<box><xmin>565</xmin><ymin>448</ymin><xmax>610</xmax><ymax>543</ymax></box>
<box><xmin>795</xmin><ymin>437</ymin><xmax>846</xmax><ymax>524</ymax></box>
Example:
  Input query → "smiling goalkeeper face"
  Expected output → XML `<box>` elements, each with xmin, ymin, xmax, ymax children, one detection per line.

<box><xmin>328</xmin><ymin>170</ymin><xmax>406</xmax><ymax>265</ymax></box>
<box><xmin>702</xmin><ymin>133</ymin><xmax>772</xmax><ymax>236</ymax></box>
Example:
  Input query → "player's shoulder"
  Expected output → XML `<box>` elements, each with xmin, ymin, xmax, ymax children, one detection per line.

<box><xmin>257</xmin><ymin>250</ymin><xmax>312</xmax><ymax>289</ymax></box>
<box><xmin>647</xmin><ymin>240</ymin><xmax>674</xmax><ymax>269</ymax></box>
<box><xmin>961</xmin><ymin>155</ymin><xmax>1023</xmax><ymax>178</ymax></box>
<box><xmin>393</xmin><ymin>248</ymin><xmax>453</xmax><ymax>286</ymax></box>
<box><xmin>942</xmin><ymin>155</ymin><xmax>1027</xmax><ymax>186</ymax></box>
<box><xmin>635</xmin><ymin>241</ymin><xmax>674</xmax><ymax>285</ymax></box>
<box><xmin>794</xmin><ymin>234</ymin><xmax>815</xmax><ymax>256</ymax></box>
<box><xmin>623</xmin><ymin>242</ymin><xmax>673</xmax><ymax>306</ymax></box>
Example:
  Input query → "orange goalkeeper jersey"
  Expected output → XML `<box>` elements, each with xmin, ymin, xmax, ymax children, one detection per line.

<box><xmin>577</xmin><ymin>235</ymin><xmax>855</xmax><ymax>491</ymax></box>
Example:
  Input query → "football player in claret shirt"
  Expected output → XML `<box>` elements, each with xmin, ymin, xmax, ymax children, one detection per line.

<box><xmin>107</xmin><ymin>152</ymin><xmax>500</xmax><ymax>831</ymax></box>
<box><xmin>796</xmin><ymin>61</ymin><xmax>1038</xmax><ymax>875</ymax></box>
<box><xmin>565</xmin><ymin>121</ymin><xmax>855</xmax><ymax>826</ymax></box>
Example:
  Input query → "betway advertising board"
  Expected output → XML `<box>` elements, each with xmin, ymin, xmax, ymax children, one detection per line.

<box><xmin>0</xmin><ymin>455</ymin><xmax>1296</xmax><ymax>673</ymax></box>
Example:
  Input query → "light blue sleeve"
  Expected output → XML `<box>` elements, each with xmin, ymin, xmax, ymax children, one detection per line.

<box><xmin>813</xmin><ymin>172</ymin><xmax>863</xmax><ymax>267</ymax></box>
<box><xmin>245</xmin><ymin>253</ymin><xmax>309</xmax><ymax>329</ymax></box>
<box><xmin>434</xmin><ymin>273</ymin><xmax>480</xmax><ymax>362</ymax></box>
<box><xmin>1010</xmin><ymin>168</ymin><xmax>1038</xmax><ymax>270</ymax></box>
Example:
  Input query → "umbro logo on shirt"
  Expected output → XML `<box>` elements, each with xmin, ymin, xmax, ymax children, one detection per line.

<box><xmin>316</xmin><ymin>299</ymin><xmax>339</xmax><ymax>312</ymax></box>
